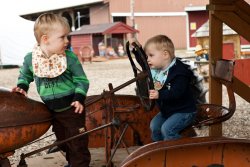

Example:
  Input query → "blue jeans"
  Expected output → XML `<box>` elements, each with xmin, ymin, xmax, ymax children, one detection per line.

<box><xmin>150</xmin><ymin>112</ymin><xmax>196</xmax><ymax>141</ymax></box>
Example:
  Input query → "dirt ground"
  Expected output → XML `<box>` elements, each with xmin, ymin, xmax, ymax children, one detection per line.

<box><xmin>0</xmin><ymin>56</ymin><xmax>249</xmax><ymax>166</ymax></box>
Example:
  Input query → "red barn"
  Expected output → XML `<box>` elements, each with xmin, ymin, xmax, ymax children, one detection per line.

<box><xmin>69</xmin><ymin>22</ymin><xmax>138</xmax><ymax>57</ymax></box>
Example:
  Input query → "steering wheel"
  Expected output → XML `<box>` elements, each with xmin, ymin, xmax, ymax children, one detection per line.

<box><xmin>126</xmin><ymin>41</ymin><xmax>155</xmax><ymax>111</ymax></box>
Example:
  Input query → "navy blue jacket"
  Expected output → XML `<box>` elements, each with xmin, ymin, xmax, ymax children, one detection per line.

<box><xmin>156</xmin><ymin>58</ymin><xmax>196</xmax><ymax>118</ymax></box>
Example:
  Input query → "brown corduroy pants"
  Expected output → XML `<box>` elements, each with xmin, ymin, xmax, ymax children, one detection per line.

<box><xmin>52</xmin><ymin>107</ymin><xmax>91</xmax><ymax>167</ymax></box>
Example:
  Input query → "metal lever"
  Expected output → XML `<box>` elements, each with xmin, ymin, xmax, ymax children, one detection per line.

<box><xmin>17</xmin><ymin>118</ymin><xmax>121</xmax><ymax>167</ymax></box>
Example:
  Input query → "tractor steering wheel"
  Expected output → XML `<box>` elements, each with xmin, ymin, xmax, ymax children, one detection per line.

<box><xmin>126</xmin><ymin>41</ymin><xmax>155</xmax><ymax>111</ymax></box>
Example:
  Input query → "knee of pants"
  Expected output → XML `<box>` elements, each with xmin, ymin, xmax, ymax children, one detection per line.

<box><xmin>150</xmin><ymin>125</ymin><xmax>159</xmax><ymax>135</ymax></box>
<box><xmin>151</xmin><ymin>129</ymin><xmax>163</xmax><ymax>142</ymax></box>
<box><xmin>161</xmin><ymin>125</ymin><xmax>180</xmax><ymax>140</ymax></box>
<box><xmin>161</xmin><ymin>124</ymin><xmax>174</xmax><ymax>136</ymax></box>
<box><xmin>150</xmin><ymin>120</ymin><xmax>160</xmax><ymax>132</ymax></box>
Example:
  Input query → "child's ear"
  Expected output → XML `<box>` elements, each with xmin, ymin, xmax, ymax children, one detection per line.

<box><xmin>163</xmin><ymin>51</ymin><xmax>171</xmax><ymax>60</ymax></box>
<box><xmin>164</xmin><ymin>50</ymin><xmax>169</xmax><ymax>57</ymax></box>
<box><xmin>41</xmin><ymin>35</ymin><xmax>48</xmax><ymax>44</ymax></box>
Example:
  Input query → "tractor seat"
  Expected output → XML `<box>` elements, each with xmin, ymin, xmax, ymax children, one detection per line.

<box><xmin>181</xmin><ymin>59</ymin><xmax>235</xmax><ymax>136</ymax></box>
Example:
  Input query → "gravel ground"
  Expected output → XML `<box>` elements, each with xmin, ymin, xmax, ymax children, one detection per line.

<box><xmin>0</xmin><ymin>57</ymin><xmax>249</xmax><ymax>165</ymax></box>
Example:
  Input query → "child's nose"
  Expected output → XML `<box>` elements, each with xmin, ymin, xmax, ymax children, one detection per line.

<box><xmin>65</xmin><ymin>37</ymin><xmax>69</xmax><ymax>43</ymax></box>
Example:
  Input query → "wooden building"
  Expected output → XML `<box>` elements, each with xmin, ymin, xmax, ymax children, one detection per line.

<box><xmin>192</xmin><ymin>20</ymin><xmax>240</xmax><ymax>59</ymax></box>
<box><xmin>19</xmin><ymin>0</ymin><xmax>250</xmax><ymax>51</ymax></box>
<box><xmin>69</xmin><ymin>22</ymin><xmax>138</xmax><ymax>56</ymax></box>
<box><xmin>19</xmin><ymin>0</ymin><xmax>208</xmax><ymax>50</ymax></box>
<box><xmin>186</xmin><ymin>7</ymin><xmax>250</xmax><ymax>50</ymax></box>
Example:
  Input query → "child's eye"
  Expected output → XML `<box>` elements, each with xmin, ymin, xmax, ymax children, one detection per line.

<box><xmin>60</xmin><ymin>35</ymin><xmax>67</xmax><ymax>39</ymax></box>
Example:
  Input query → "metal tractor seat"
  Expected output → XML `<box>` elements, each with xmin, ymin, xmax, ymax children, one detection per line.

<box><xmin>190</xmin><ymin>59</ymin><xmax>236</xmax><ymax>129</ymax></box>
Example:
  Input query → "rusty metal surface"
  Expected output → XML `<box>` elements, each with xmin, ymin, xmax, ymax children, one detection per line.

<box><xmin>120</xmin><ymin>137</ymin><xmax>250</xmax><ymax>167</ymax></box>
<box><xmin>85</xmin><ymin>94</ymin><xmax>159</xmax><ymax>148</ymax></box>
<box><xmin>194</xmin><ymin>81</ymin><xmax>235</xmax><ymax>127</ymax></box>
<box><xmin>0</xmin><ymin>88</ymin><xmax>52</xmax><ymax>156</ymax></box>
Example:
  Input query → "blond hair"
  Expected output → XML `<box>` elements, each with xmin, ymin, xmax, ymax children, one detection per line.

<box><xmin>34</xmin><ymin>13</ymin><xmax>70</xmax><ymax>43</ymax></box>
<box><xmin>144</xmin><ymin>35</ymin><xmax>175</xmax><ymax>59</ymax></box>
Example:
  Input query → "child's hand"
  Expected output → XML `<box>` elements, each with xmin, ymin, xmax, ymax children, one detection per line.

<box><xmin>149</xmin><ymin>89</ymin><xmax>159</xmax><ymax>99</ymax></box>
<box><xmin>12</xmin><ymin>87</ymin><xmax>27</xmax><ymax>96</ymax></box>
<box><xmin>71</xmin><ymin>101</ymin><xmax>84</xmax><ymax>114</ymax></box>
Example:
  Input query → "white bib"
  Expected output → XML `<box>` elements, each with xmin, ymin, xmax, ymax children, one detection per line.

<box><xmin>32</xmin><ymin>44</ymin><xmax>67</xmax><ymax>78</ymax></box>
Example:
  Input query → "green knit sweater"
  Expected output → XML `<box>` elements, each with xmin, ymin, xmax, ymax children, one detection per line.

<box><xmin>17</xmin><ymin>50</ymin><xmax>89</xmax><ymax>111</ymax></box>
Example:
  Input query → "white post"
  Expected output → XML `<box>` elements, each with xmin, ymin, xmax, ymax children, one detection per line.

<box><xmin>0</xmin><ymin>46</ymin><xmax>1</xmax><ymax>63</ymax></box>
<box><xmin>77</xmin><ymin>11</ymin><xmax>81</xmax><ymax>29</ymax></box>
<box><xmin>130</xmin><ymin>0</ymin><xmax>135</xmax><ymax>29</ymax></box>
<box><xmin>70</xmin><ymin>11</ymin><xmax>76</xmax><ymax>31</ymax></box>
<box><xmin>0</xmin><ymin>45</ymin><xmax>2</xmax><ymax>69</ymax></box>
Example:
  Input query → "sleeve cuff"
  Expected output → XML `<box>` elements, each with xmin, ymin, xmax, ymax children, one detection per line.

<box><xmin>17</xmin><ymin>83</ymin><xmax>29</xmax><ymax>92</ymax></box>
<box><xmin>73</xmin><ymin>93</ymin><xmax>86</xmax><ymax>105</ymax></box>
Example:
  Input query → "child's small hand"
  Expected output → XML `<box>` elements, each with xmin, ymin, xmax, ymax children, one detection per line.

<box><xmin>71</xmin><ymin>101</ymin><xmax>84</xmax><ymax>114</ymax></box>
<box><xmin>149</xmin><ymin>89</ymin><xmax>159</xmax><ymax>99</ymax></box>
<box><xmin>12</xmin><ymin>87</ymin><xmax>27</xmax><ymax>96</ymax></box>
